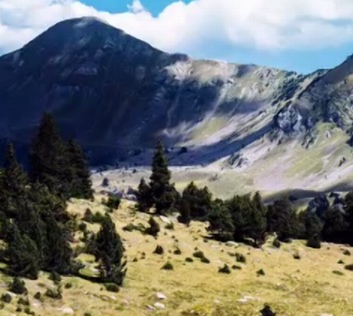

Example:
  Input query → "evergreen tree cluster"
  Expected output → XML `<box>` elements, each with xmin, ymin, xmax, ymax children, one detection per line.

<box><xmin>30</xmin><ymin>113</ymin><xmax>93</xmax><ymax>200</ymax></box>
<box><xmin>136</xmin><ymin>141</ymin><xmax>353</xmax><ymax>248</ymax></box>
<box><xmin>0</xmin><ymin>113</ymin><xmax>126</xmax><ymax>289</ymax></box>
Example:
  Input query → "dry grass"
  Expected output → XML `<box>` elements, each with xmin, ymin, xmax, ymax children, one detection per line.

<box><xmin>1</xmin><ymin>198</ymin><xmax>353</xmax><ymax>315</ymax></box>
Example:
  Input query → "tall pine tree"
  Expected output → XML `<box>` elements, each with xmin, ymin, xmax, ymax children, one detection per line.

<box><xmin>149</xmin><ymin>141</ymin><xmax>178</xmax><ymax>215</ymax></box>
<box><xmin>95</xmin><ymin>215</ymin><xmax>127</xmax><ymax>286</ymax></box>
<box><xmin>67</xmin><ymin>140</ymin><xmax>93</xmax><ymax>199</ymax></box>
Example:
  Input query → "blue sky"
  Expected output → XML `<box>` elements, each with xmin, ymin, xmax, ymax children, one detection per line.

<box><xmin>1</xmin><ymin>0</ymin><xmax>353</xmax><ymax>74</ymax></box>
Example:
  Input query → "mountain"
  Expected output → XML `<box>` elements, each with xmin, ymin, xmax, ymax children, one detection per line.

<box><xmin>1</xmin><ymin>17</ymin><xmax>353</xmax><ymax>196</ymax></box>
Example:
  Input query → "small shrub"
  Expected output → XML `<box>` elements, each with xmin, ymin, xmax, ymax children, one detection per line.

<box><xmin>260</xmin><ymin>303</ymin><xmax>276</xmax><ymax>316</ymax></box>
<box><xmin>145</xmin><ymin>217</ymin><xmax>160</xmax><ymax>237</ymax></box>
<box><xmin>49</xmin><ymin>271</ymin><xmax>61</xmax><ymax>285</ymax></box>
<box><xmin>257</xmin><ymin>269</ymin><xmax>265</xmax><ymax>276</ymax></box>
<box><xmin>9</xmin><ymin>278</ymin><xmax>27</xmax><ymax>295</ymax></box>
<box><xmin>83</xmin><ymin>208</ymin><xmax>93</xmax><ymax>222</ymax></box>
<box><xmin>161</xmin><ymin>262</ymin><xmax>174</xmax><ymax>270</ymax></box>
<box><xmin>193</xmin><ymin>251</ymin><xmax>205</xmax><ymax>259</ymax></box>
<box><xmin>45</xmin><ymin>286</ymin><xmax>62</xmax><ymax>300</ymax></box>
<box><xmin>338</xmin><ymin>259</ymin><xmax>345</xmax><ymax>264</ymax></box>
<box><xmin>293</xmin><ymin>252</ymin><xmax>301</xmax><ymax>260</ymax></box>
<box><xmin>185</xmin><ymin>257</ymin><xmax>193</xmax><ymax>263</ymax></box>
<box><xmin>154</xmin><ymin>245</ymin><xmax>164</xmax><ymax>255</ymax></box>
<box><xmin>18</xmin><ymin>297</ymin><xmax>30</xmax><ymax>306</ymax></box>
<box><xmin>104</xmin><ymin>195</ymin><xmax>121</xmax><ymax>210</ymax></box>
<box><xmin>34</xmin><ymin>292</ymin><xmax>42</xmax><ymax>300</ymax></box>
<box><xmin>174</xmin><ymin>248</ymin><xmax>182</xmax><ymax>255</ymax></box>
<box><xmin>232</xmin><ymin>265</ymin><xmax>242</xmax><ymax>270</ymax></box>
<box><xmin>132</xmin><ymin>258</ymin><xmax>138</xmax><ymax>262</ymax></box>
<box><xmin>343</xmin><ymin>249</ymin><xmax>351</xmax><ymax>256</ymax></box>
<box><xmin>333</xmin><ymin>270</ymin><xmax>344</xmax><ymax>276</ymax></box>
<box><xmin>1</xmin><ymin>293</ymin><xmax>12</xmax><ymax>303</ymax></box>
<box><xmin>104</xmin><ymin>283</ymin><xmax>120</xmax><ymax>293</ymax></box>
<box><xmin>218</xmin><ymin>264</ymin><xmax>231</xmax><ymax>274</ymax></box>
<box><xmin>235</xmin><ymin>253</ymin><xmax>246</xmax><ymax>263</ymax></box>
<box><xmin>102</xmin><ymin>177</ymin><xmax>109</xmax><ymax>187</ymax></box>
<box><xmin>200</xmin><ymin>256</ymin><xmax>210</xmax><ymax>264</ymax></box>
<box><xmin>165</xmin><ymin>222</ymin><xmax>174</xmax><ymax>230</ymax></box>
<box><xmin>306</xmin><ymin>237</ymin><xmax>321</xmax><ymax>249</ymax></box>
<box><xmin>344</xmin><ymin>264</ymin><xmax>353</xmax><ymax>271</ymax></box>
<box><xmin>64</xmin><ymin>283</ymin><xmax>73</xmax><ymax>289</ymax></box>
<box><xmin>78</xmin><ymin>222</ymin><xmax>87</xmax><ymax>232</ymax></box>
<box><xmin>272</xmin><ymin>239</ymin><xmax>281</xmax><ymax>248</ymax></box>
<box><xmin>24</xmin><ymin>307</ymin><xmax>35</xmax><ymax>315</ymax></box>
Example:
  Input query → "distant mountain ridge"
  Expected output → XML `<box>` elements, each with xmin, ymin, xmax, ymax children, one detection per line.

<box><xmin>1</xmin><ymin>17</ymin><xmax>353</xmax><ymax>194</ymax></box>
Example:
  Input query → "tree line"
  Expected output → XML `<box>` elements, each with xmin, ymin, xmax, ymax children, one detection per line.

<box><xmin>137</xmin><ymin>141</ymin><xmax>353</xmax><ymax>248</ymax></box>
<box><xmin>0</xmin><ymin>114</ymin><xmax>126</xmax><ymax>290</ymax></box>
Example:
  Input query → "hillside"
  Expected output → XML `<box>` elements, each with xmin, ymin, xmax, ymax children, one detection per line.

<box><xmin>0</xmin><ymin>197</ymin><xmax>352</xmax><ymax>316</ymax></box>
<box><xmin>1</xmin><ymin>17</ymin><xmax>353</xmax><ymax>195</ymax></box>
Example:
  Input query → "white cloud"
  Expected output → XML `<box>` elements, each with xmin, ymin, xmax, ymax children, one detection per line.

<box><xmin>1</xmin><ymin>0</ymin><xmax>353</xmax><ymax>55</ymax></box>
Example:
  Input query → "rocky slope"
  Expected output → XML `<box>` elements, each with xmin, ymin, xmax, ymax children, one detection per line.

<box><xmin>1</xmin><ymin>17</ymin><xmax>353</xmax><ymax>194</ymax></box>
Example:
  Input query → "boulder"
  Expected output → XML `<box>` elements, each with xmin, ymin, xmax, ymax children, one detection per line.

<box><xmin>154</xmin><ymin>302</ymin><xmax>166</xmax><ymax>310</ymax></box>
<box><xmin>156</xmin><ymin>292</ymin><xmax>167</xmax><ymax>300</ymax></box>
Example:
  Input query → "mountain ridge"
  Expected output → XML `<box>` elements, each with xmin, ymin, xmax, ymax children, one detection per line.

<box><xmin>1</xmin><ymin>17</ymin><xmax>353</xmax><ymax>195</ymax></box>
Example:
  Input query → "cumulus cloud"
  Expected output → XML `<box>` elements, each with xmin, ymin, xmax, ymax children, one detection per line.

<box><xmin>1</xmin><ymin>0</ymin><xmax>353</xmax><ymax>55</ymax></box>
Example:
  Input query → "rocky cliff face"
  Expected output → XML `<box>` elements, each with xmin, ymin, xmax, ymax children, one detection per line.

<box><xmin>1</xmin><ymin>17</ymin><xmax>353</xmax><ymax>194</ymax></box>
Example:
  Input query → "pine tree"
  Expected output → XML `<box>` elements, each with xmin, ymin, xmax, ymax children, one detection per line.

<box><xmin>43</xmin><ymin>213</ymin><xmax>74</xmax><ymax>274</ymax></box>
<box><xmin>67</xmin><ymin>140</ymin><xmax>93</xmax><ymax>199</ymax></box>
<box><xmin>305</xmin><ymin>212</ymin><xmax>323</xmax><ymax>249</ymax></box>
<box><xmin>6</xmin><ymin>223</ymin><xmax>40</xmax><ymax>279</ymax></box>
<box><xmin>29</xmin><ymin>113</ymin><xmax>70</xmax><ymax>198</ymax></box>
<box><xmin>322</xmin><ymin>208</ymin><xmax>348</xmax><ymax>243</ymax></box>
<box><xmin>178</xmin><ymin>199</ymin><xmax>192</xmax><ymax>226</ymax></box>
<box><xmin>180</xmin><ymin>182</ymin><xmax>212</xmax><ymax>220</ymax></box>
<box><xmin>149</xmin><ymin>141</ymin><xmax>177</xmax><ymax>215</ymax></box>
<box><xmin>136</xmin><ymin>178</ymin><xmax>152</xmax><ymax>212</ymax></box>
<box><xmin>95</xmin><ymin>215</ymin><xmax>127</xmax><ymax>286</ymax></box>
<box><xmin>207</xmin><ymin>199</ymin><xmax>234</xmax><ymax>240</ymax></box>
<box><xmin>267</xmin><ymin>199</ymin><xmax>299</xmax><ymax>242</ymax></box>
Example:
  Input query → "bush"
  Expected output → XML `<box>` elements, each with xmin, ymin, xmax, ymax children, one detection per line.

<box><xmin>18</xmin><ymin>297</ymin><xmax>30</xmax><ymax>306</ymax></box>
<box><xmin>154</xmin><ymin>245</ymin><xmax>164</xmax><ymax>255</ymax></box>
<box><xmin>344</xmin><ymin>264</ymin><xmax>353</xmax><ymax>271</ymax></box>
<box><xmin>49</xmin><ymin>271</ymin><xmax>62</xmax><ymax>285</ymax></box>
<box><xmin>79</xmin><ymin>222</ymin><xmax>87</xmax><ymax>232</ymax></box>
<box><xmin>24</xmin><ymin>307</ymin><xmax>35</xmax><ymax>315</ymax></box>
<box><xmin>9</xmin><ymin>277</ymin><xmax>27</xmax><ymax>295</ymax></box>
<box><xmin>235</xmin><ymin>253</ymin><xmax>246</xmax><ymax>263</ymax></box>
<box><xmin>200</xmin><ymin>256</ymin><xmax>210</xmax><ymax>264</ymax></box>
<box><xmin>104</xmin><ymin>195</ymin><xmax>121</xmax><ymax>210</ymax></box>
<box><xmin>343</xmin><ymin>249</ymin><xmax>351</xmax><ymax>256</ymax></box>
<box><xmin>45</xmin><ymin>286</ymin><xmax>62</xmax><ymax>300</ymax></box>
<box><xmin>34</xmin><ymin>292</ymin><xmax>42</xmax><ymax>300</ymax></box>
<box><xmin>218</xmin><ymin>264</ymin><xmax>231</xmax><ymax>274</ymax></box>
<box><xmin>232</xmin><ymin>265</ymin><xmax>242</xmax><ymax>270</ymax></box>
<box><xmin>1</xmin><ymin>293</ymin><xmax>12</xmax><ymax>303</ymax></box>
<box><xmin>174</xmin><ymin>248</ymin><xmax>182</xmax><ymax>255</ymax></box>
<box><xmin>338</xmin><ymin>259</ymin><xmax>345</xmax><ymax>264</ymax></box>
<box><xmin>333</xmin><ymin>270</ymin><xmax>344</xmax><ymax>276</ymax></box>
<box><xmin>104</xmin><ymin>283</ymin><xmax>120</xmax><ymax>293</ymax></box>
<box><xmin>272</xmin><ymin>239</ymin><xmax>281</xmax><ymax>248</ymax></box>
<box><xmin>145</xmin><ymin>217</ymin><xmax>160</xmax><ymax>237</ymax></box>
<box><xmin>165</xmin><ymin>222</ymin><xmax>174</xmax><ymax>230</ymax></box>
<box><xmin>260</xmin><ymin>304</ymin><xmax>276</xmax><ymax>316</ymax></box>
<box><xmin>122</xmin><ymin>223</ymin><xmax>145</xmax><ymax>233</ymax></box>
<box><xmin>161</xmin><ymin>262</ymin><xmax>174</xmax><ymax>270</ymax></box>
<box><xmin>185</xmin><ymin>257</ymin><xmax>193</xmax><ymax>263</ymax></box>
<box><xmin>257</xmin><ymin>269</ymin><xmax>265</xmax><ymax>276</ymax></box>
<box><xmin>306</xmin><ymin>237</ymin><xmax>321</xmax><ymax>249</ymax></box>
<box><xmin>64</xmin><ymin>282</ymin><xmax>73</xmax><ymax>289</ymax></box>
<box><xmin>193</xmin><ymin>251</ymin><xmax>205</xmax><ymax>259</ymax></box>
